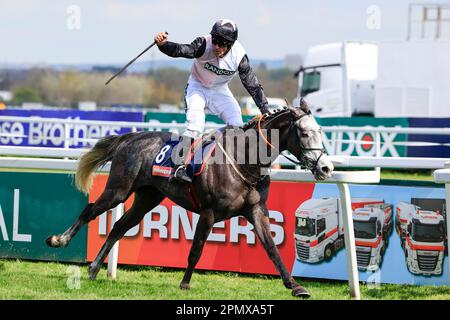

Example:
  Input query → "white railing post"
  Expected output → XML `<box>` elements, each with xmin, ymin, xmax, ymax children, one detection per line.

<box><xmin>375</xmin><ymin>131</ymin><xmax>381</xmax><ymax>174</ymax></box>
<box><xmin>107</xmin><ymin>203</ymin><xmax>124</xmax><ymax>279</ymax></box>
<box><xmin>337</xmin><ymin>183</ymin><xmax>361</xmax><ymax>300</ymax></box>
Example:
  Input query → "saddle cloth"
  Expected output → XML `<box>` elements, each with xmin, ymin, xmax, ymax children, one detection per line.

<box><xmin>151</xmin><ymin>128</ymin><xmax>223</xmax><ymax>180</ymax></box>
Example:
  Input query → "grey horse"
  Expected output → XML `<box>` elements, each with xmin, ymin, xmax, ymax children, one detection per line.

<box><xmin>46</xmin><ymin>101</ymin><xmax>333</xmax><ymax>298</ymax></box>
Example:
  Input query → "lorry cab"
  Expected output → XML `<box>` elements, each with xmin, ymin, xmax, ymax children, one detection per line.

<box><xmin>408</xmin><ymin>211</ymin><xmax>445</xmax><ymax>248</ymax></box>
<box><xmin>293</xmin><ymin>41</ymin><xmax>378</xmax><ymax>117</ymax></box>
<box><xmin>294</xmin><ymin>198</ymin><xmax>342</xmax><ymax>263</ymax></box>
<box><xmin>398</xmin><ymin>205</ymin><xmax>446</xmax><ymax>275</ymax></box>
<box><xmin>353</xmin><ymin>210</ymin><xmax>381</xmax><ymax>241</ymax></box>
<box><xmin>405</xmin><ymin>211</ymin><xmax>446</xmax><ymax>275</ymax></box>
<box><xmin>352</xmin><ymin>203</ymin><xmax>393</xmax><ymax>271</ymax></box>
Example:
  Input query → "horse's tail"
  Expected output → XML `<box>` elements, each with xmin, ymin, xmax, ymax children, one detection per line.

<box><xmin>75</xmin><ymin>134</ymin><xmax>123</xmax><ymax>194</ymax></box>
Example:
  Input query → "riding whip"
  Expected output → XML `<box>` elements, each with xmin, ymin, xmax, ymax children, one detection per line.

<box><xmin>105</xmin><ymin>32</ymin><xmax>168</xmax><ymax>85</ymax></box>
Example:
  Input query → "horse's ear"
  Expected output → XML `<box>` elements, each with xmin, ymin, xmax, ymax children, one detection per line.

<box><xmin>285</xmin><ymin>103</ymin><xmax>300</xmax><ymax>116</ymax></box>
<box><xmin>284</xmin><ymin>98</ymin><xmax>291</xmax><ymax>108</ymax></box>
<box><xmin>284</xmin><ymin>98</ymin><xmax>308</xmax><ymax>117</ymax></box>
<box><xmin>299</xmin><ymin>98</ymin><xmax>311</xmax><ymax>114</ymax></box>
<box><xmin>284</xmin><ymin>98</ymin><xmax>299</xmax><ymax>114</ymax></box>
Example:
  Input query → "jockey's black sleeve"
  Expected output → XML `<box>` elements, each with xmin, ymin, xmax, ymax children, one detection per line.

<box><xmin>238</xmin><ymin>55</ymin><xmax>270</xmax><ymax>114</ymax></box>
<box><xmin>158</xmin><ymin>37</ymin><xmax>206</xmax><ymax>59</ymax></box>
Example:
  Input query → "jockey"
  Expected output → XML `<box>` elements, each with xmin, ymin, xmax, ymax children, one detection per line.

<box><xmin>154</xmin><ymin>18</ymin><xmax>270</xmax><ymax>183</ymax></box>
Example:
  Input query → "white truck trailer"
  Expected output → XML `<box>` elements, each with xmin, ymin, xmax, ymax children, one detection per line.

<box><xmin>293</xmin><ymin>40</ymin><xmax>450</xmax><ymax>118</ymax></box>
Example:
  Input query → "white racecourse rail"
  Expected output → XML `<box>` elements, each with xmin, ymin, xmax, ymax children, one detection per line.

<box><xmin>2</xmin><ymin>115</ymin><xmax>450</xmax><ymax>153</ymax></box>
<box><xmin>1</xmin><ymin>116</ymin><xmax>450</xmax><ymax>299</ymax></box>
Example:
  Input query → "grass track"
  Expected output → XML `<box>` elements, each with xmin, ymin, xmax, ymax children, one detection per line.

<box><xmin>0</xmin><ymin>259</ymin><xmax>449</xmax><ymax>300</ymax></box>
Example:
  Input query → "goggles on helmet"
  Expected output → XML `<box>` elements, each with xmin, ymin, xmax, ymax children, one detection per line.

<box><xmin>211</xmin><ymin>35</ymin><xmax>233</xmax><ymax>48</ymax></box>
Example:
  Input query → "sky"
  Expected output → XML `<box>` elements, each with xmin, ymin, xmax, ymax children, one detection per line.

<box><xmin>1</xmin><ymin>0</ymin><xmax>448</xmax><ymax>65</ymax></box>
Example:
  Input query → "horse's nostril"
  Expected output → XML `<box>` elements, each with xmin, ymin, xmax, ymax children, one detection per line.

<box><xmin>321</xmin><ymin>166</ymin><xmax>330</xmax><ymax>173</ymax></box>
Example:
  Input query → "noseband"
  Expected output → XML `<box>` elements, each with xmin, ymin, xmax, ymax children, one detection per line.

<box><xmin>293</xmin><ymin>113</ymin><xmax>326</xmax><ymax>174</ymax></box>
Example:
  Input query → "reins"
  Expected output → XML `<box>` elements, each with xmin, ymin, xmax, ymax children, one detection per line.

<box><xmin>258</xmin><ymin>114</ymin><xmax>300</xmax><ymax>165</ymax></box>
<box><xmin>257</xmin><ymin>115</ymin><xmax>274</xmax><ymax>149</ymax></box>
<box><xmin>221</xmin><ymin>108</ymin><xmax>325</xmax><ymax>186</ymax></box>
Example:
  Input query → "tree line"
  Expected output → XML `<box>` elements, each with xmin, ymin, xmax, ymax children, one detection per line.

<box><xmin>5</xmin><ymin>64</ymin><xmax>298</xmax><ymax>109</ymax></box>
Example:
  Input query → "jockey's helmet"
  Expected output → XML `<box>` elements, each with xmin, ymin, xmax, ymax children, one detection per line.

<box><xmin>210</xmin><ymin>19</ymin><xmax>238</xmax><ymax>47</ymax></box>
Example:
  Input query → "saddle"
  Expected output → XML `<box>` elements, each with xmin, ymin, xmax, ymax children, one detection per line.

<box><xmin>151</xmin><ymin>128</ymin><xmax>224</xmax><ymax>180</ymax></box>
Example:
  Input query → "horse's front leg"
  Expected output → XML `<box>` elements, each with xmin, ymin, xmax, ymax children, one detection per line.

<box><xmin>247</xmin><ymin>203</ymin><xmax>310</xmax><ymax>299</ymax></box>
<box><xmin>180</xmin><ymin>209</ymin><xmax>214</xmax><ymax>290</ymax></box>
<box><xmin>88</xmin><ymin>187</ymin><xmax>165</xmax><ymax>280</ymax></box>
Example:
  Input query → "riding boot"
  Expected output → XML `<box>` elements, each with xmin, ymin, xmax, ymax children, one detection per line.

<box><xmin>171</xmin><ymin>135</ymin><xmax>194</xmax><ymax>183</ymax></box>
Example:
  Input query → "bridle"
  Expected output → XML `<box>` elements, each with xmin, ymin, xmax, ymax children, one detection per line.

<box><xmin>257</xmin><ymin>111</ymin><xmax>326</xmax><ymax>174</ymax></box>
<box><xmin>219</xmin><ymin>110</ymin><xmax>327</xmax><ymax>188</ymax></box>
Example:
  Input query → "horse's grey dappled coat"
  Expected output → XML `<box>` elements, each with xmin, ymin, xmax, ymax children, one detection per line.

<box><xmin>46</xmin><ymin>103</ymin><xmax>333</xmax><ymax>298</ymax></box>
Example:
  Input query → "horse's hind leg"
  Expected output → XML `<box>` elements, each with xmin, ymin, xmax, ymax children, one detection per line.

<box><xmin>180</xmin><ymin>209</ymin><xmax>214</xmax><ymax>290</ymax></box>
<box><xmin>46</xmin><ymin>166</ymin><xmax>136</xmax><ymax>248</ymax></box>
<box><xmin>88</xmin><ymin>186</ymin><xmax>165</xmax><ymax>280</ymax></box>
<box><xmin>246</xmin><ymin>203</ymin><xmax>310</xmax><ymax>299</ymax></box>
<box><xmin>46</xmin><ymin>202</ymin><xmax>95</xmax><ymax>248</ymax></box>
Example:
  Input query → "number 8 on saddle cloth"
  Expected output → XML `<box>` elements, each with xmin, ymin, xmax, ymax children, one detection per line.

<box><xmin>151</xmin><ymin>130</ymin><xmax>222</xmax><ymax>180</ymax></box>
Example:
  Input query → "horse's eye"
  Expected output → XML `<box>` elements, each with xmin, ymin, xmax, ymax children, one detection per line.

<box><xmin>301</xmin><ymin>132</ymin><xmax>309</xmax><ymax>138</ymax></box>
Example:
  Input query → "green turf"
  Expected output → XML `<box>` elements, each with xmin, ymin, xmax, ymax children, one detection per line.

<box><xmin>0</xmin><ymin>259</ymin><xmax>449</xmax><ymax>300</ymax></box>
<box><xmin>380</xmin><ymin>169</ymin><xmax>434</xmax><ymax>181</ymax></box>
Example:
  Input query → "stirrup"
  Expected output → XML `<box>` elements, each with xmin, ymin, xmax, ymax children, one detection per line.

<box><xmin>171</xmin><ymin>165</ymin><xmax>192</xmax><ymax>183</ymax></box>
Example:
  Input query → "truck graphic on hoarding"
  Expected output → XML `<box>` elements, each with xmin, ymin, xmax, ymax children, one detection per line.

<box><xmin>294</xmin><ymin>198</ymin><xmax>392</xmax><ymax>271</ymax></box>
<box><xmin>396</xmin><ymin>198</ymin><xmax>447</xmax><ymax>276</ymax></box>
<box><xmin>353</xmin><ymin>202</ymin><xmax>393</xmax><ymax>271</ymax></box>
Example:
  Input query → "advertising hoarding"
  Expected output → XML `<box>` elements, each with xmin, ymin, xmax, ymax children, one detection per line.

<box><xmin>0</xmin><ymin>109</ymin><xmax>143</xmax><ymax>147</ymax></box>
<box><xmin>0</xmin><ymin>172</ymin><xmax>87</xmax><ymax>262</ymax></box>
<box><xmin>87</xmin><ymin>175</ymin><xmax>448</xmax><ymax>285</ymax></box>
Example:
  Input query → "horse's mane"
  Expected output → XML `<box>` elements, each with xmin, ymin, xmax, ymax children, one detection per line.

<box><xmin>241</xmin><ymin>99</ymin><xmax>311</xmax><ymax>131</ymax></box>
<box><xmin>241</xmin><ymin>107</ymin><xmax>290</xmax><ymax>131</ymax></box>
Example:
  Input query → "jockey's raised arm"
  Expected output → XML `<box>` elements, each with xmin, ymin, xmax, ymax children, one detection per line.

<box><xmin>238</xmin><ymin>55</ymin><xmax>269</xmax><ymax>115</ymax></box>
<box><xmin>154</xmin><ymin>19</ymin><xmax>270</xmax><ymax>183</ymax></box>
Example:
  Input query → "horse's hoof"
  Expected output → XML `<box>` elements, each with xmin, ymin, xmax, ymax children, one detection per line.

<box><xmin>292</xmin><ymin>286</ymin><xmax>311</xmax><ymax>299</ymax></box>
<box><xmin>179</xmin><ymin>282</ymin><xmax>190</xmax><ymax>290</ymax></box>
<box><xmin>46</xmin><ymin>235</ymin><xmax>60</xmax><ymax>247</ymax></box>
<box><xmin>45</xmin><ymin>236</ymin><xmax>54</xmax><ymax>247</ymax></box>
<box><xmin>46</xmin><ymin>235</ymin><xmax>69</xmax><ymax>248</ymax></box>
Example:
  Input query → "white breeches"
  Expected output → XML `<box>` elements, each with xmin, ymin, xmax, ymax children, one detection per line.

<box><xmin>183</xmin><ymin>80</ymin><xmax>243</xmax><ymax>139</ymax></box>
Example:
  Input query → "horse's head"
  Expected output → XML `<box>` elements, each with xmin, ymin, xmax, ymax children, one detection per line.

<box><xmin>287</xmin><ymin>99</ymin><xmax>334</xmax><ymax>180</ymax></box>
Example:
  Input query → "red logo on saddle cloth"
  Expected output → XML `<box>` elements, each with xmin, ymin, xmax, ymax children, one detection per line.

<box><xmin>152</xmin><ymin>165</ymin><xmax>172</xmax><ymax>177</ymax></box>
